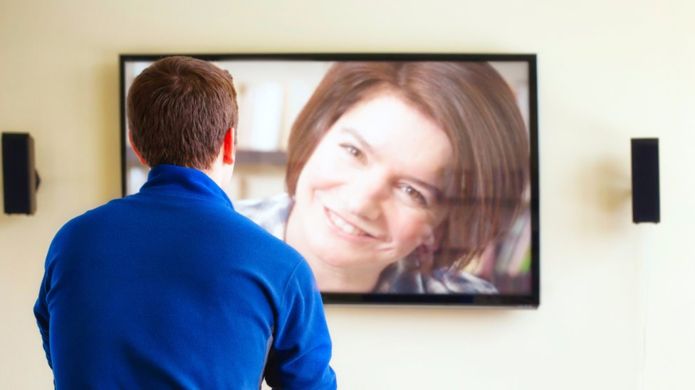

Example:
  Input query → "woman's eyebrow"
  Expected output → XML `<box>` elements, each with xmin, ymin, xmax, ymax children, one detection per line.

<box><xmin>341</xmin><ymin>127</ymin><xmax>373</xmax><ymax>155</ymax></box>
<box><xmin>341</xmin><ymin>127</ymin><xmax>444</xmax><ymax>199</ymax></box>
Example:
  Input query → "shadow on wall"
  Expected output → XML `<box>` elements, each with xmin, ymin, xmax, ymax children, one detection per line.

<box><xmin>576</xmin><ymin>157</ymin><xmax>632</xmax><ymax>236</ymax></box>
<box><xmin>325</xmin><ymin>303</ymin><xmax>524</xmax><ymax>325</ymax></box>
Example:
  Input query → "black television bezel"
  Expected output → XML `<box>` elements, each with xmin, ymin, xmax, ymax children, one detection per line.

<box><xmin>119</xmin><ymin>53</ymin><xmax>540</xmax><ymax>308</ymax></box>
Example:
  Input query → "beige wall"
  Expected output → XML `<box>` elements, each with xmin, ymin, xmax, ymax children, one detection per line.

<box><xmin>1</xmin><ymin>0</ymin><xmax>693</xmax><ymax>388</ymax></box>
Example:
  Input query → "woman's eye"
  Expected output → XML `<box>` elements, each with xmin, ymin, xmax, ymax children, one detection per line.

<box><xmin>339</xmin><ymin>143</ymin><xmax>363</xmax><ymax>160</ymax></box>
<box><xmin>400</xmin><ymin>184</ymin><xmax>428</xmax><ymax>207</ymax></box>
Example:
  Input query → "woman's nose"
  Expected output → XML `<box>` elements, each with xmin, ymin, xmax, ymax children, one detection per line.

<box><xmin>345</xmin><ymin>171</ymin><xmax>389</xmax><ymax>221</ymax></box>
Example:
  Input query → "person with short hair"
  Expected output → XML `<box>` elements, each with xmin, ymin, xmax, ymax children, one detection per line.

<box><xmin>34</xmin><ymin>55</ymin><xmax>336</xmax><ymax>389</ymax></box>
<box><xmin>238</xmin><ymin>61</ymin><xmax>530</xmax><ymax>294</ymax></box>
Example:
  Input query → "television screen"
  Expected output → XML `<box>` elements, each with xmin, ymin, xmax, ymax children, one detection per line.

<box><xmin>120</xmin><ymin>54</ymin><xmax>539</xmax><ymax>307</ymax></box>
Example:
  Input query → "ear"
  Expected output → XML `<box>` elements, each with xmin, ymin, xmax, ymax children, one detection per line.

<box><xmin>128</xmin><ymin>130</ymin><xmax>148</xmax><ymax>167</ymax></box>
<box><xmin>223</xmin><ymin>128</ymin><xmax>235</xmax><ymax>165</ymax></box>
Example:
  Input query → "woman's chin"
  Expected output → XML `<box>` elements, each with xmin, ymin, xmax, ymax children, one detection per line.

<box><xmin>312</xmin><ymin>252</ymin><xmax>367</xmax><ymax>269</ymax></box>
<box><xmin>309</xmin><ymin>246</ymin><xmax>390</xmax><ymax>273</ymax></box>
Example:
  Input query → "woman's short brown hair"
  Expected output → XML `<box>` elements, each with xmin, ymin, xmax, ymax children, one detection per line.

<box><xmin>286</xmin><ymin>62</ymin><xmax>529</xmax><ymax>270</ymax></box>
<box><xmin>127</xmin><ymin>56</ymin><xmax>238</xmax><ymax>169</ymax></box>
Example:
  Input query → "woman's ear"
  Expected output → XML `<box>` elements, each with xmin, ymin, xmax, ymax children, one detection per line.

<box><xmin>223</xmin><ymin>128</ymin><xmax>234</xmax><ymax>165</ymax></box>
<box><xmin>128</xmin><ymin>130</ymin><xmax>148</xmax><ymax>167</ymax></box>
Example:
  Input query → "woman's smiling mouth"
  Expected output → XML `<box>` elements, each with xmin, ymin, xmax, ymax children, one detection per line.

<box><xmin>323</xmin><ymin>207</ymin><xmax>377</xmax><ymax>238</ymax></box>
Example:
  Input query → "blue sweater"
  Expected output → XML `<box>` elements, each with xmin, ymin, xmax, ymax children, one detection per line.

<box><xmin>34</xmin><ymin>165</ymin><xmax>336</xmax><ymax>389</ymax></box>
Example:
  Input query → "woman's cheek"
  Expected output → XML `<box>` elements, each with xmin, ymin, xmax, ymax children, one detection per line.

<box><xmin>301</xmin><ymin>153</ymin><xmax>336</xmax><ymax>188</ymax></box>
<box><xmin>390</xmin><ymin>212</ymin><xmax>434</xmax><ymax>253</ymax></box>
<box><xmin>316</xmin><ymin>154</ymin><xmax>357</xmax><ymax>188</ymax></box>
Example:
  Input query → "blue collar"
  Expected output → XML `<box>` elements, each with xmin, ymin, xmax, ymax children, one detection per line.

<box><xmin>139</xmin><ymin>164</ymin><xmax>233</xmax><ymax>209</ymax></box>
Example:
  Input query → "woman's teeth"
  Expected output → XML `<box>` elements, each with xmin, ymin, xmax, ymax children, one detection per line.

<box><xmin>327</xmin><ymin>209</ymin><xmax>367</xmax><ymax>237</ymax></box>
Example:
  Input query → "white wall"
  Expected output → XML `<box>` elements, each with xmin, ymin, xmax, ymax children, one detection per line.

<box><xmin>1</xmin><ymin>0</ymin><xmax>693</xmax><ymax>388</ymax></box>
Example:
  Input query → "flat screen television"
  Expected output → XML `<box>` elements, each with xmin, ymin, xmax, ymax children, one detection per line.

<box><xmin>120</xmin><ymin>53</ymin><xmax>539</xmax><ymax>307</ymax></box>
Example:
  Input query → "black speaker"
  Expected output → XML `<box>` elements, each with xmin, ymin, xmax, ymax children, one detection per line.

<box><xmin>631</xmin><ymin>138</ymin><xmax>660</xmax><ymax>223</ymax></box>
<box><xmin>2</xmin><ymin>132</ymin><xmax>39</xmax><ymax>215</ymax></box>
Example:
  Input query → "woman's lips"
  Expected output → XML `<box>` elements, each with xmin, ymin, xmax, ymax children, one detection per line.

<box><xmin>324</xmin><ymin>207</ymin><xmax>377</xmax><ymax>238</ymax></box>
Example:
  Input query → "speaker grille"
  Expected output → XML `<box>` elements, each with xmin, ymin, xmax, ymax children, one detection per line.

<box><xmin>2</xmin><ymin>132</ymin><xmax>37</xmax><ymax>214</ymax></box>
<box><xmin>631</xmin><ymin>138</ymin><xmax>660</xmax><ymax>223</ymax></box>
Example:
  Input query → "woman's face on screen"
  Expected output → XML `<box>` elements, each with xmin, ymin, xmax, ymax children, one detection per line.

<box><xmin>289</xmin><ymin>92</ymin><xmax>453</xmax><ymax>274</ymax></box>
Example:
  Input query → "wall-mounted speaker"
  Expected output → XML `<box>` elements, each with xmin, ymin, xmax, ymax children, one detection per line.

<box><xmin>631</xmin><ymin>138</ymin><xmax>660</xmax><ymax>223</ymax></box>
<box><xmin>2</xmin><ymin>132</ymin><xmax>39</xmax><ymax>215</ymax></box>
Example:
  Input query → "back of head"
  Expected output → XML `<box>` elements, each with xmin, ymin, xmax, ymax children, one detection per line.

<box><xmin>127</xmin><ymin>56</ymin><xmax>238</xmax><ymax>169</ymax></box>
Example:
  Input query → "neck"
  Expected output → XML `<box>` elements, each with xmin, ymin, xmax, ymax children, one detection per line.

<box><xmin>285</xmin><ymin>210</ymin><xmax>382</xmax><ymax>293</ymax></box>
<box><xmin>309</xmin><ymin>261</ymin><xmax>382</xmax><ymax>293</ymax></box>
<box><xmin>203</xmin><ymin>155</ymin><xmax>234</xmax><ymax>188</ymax></box>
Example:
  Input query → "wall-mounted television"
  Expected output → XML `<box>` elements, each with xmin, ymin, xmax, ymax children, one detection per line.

<box><xmin>120</xmin><ymin>53</ymin><xmax>539</xmax><ymax>307</ymax></box>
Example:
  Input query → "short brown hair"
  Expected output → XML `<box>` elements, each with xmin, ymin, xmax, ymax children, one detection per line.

<box><xmin>127</xmin><ymin>56</ymin><xmax>238</xmax><ymax>169</ymax></box>
<box><xmin>286</xmin><ymin>62</ymin><xmax>529</xmax><ymax>271</ymax></box>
